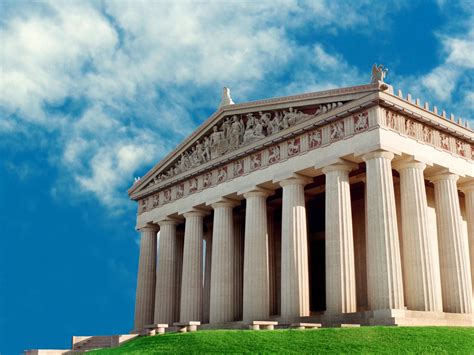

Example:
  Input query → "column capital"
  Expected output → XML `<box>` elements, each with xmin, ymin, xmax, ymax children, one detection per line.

<box><xmin>181</xmin><ymin>208</ymin><xmax>208</xmax><ymax>219</ymax></box>
<box><xmin>392</xmin><ymin>158</ymin><xmax>426</xmax><ymax>172</ymax></box>
<box><xmin>207</xmin><ymin>197</ymin><xmax>240</xmax><ymax>209</ymax></box>
<box><xmin>138</xmin><ymin>224</ymin><xmax>159</xmax><ymax>233</ymax></box>
<box><xmin>459</xmin><ymin>180</ymin><xmax>474</xmax><ymax>193</ymax></box>
<box><xmin>322</xmin><ymin>160</ymin><xmax>358</xmax><ymax>174</ymax></box>
<box><xmin>428</xmin><ymin>172</ymin><xmax>459</xmax><ymax>184</ymax></box>
<box><xmin>239</xmin><ymin>186</ymin><xmax>274</xmax><ymax>199</ymax></box>
<box><xmin>156</xmin><ymin>218</ymin><xmax>180</xmax><ymax>227</ymax></box>
<box><xmin>276</xmin><ymin>174</ymin><xmax>312</xmax><ymax>188</ymax></box>
<box><xmin>362</xmin><ymin>150</ymin><xmax>395</xmax><ymax>162</ymax></box>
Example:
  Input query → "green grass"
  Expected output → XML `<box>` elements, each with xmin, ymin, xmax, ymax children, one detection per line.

<box><xmin>92</xmin><ymin>327</ymin><xmax>474</xmax><ymax>354</ymax></box>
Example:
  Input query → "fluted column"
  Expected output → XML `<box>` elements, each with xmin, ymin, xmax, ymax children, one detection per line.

<box><xmin>209</xmin><ymin>199</ymin><xmax>239</xmax><ymax>323</ymax></box>
<box><xmin>133</xmin><ymin>225</ymin><xmax>158</xmax><ymax>330</ymax></box>
<box><xmin>242</xmin><ymin>188</ymin><xmax>272</xmax><ymax>321</ymax></box>
<box><xmin>279</xmin><ymin>176</ymin><xmax>310</xmax><ymax>319</ymax></box>
<box><xmin>323</xmin><ymin>162</ymin><xmax>357</xmax><ymax>314</ymax></box>
<box><xmin>180</xmin><ymin>210</ymin><xmax>206</xmax><ymax>322</ymax></box>
<box><xmin>395</xmin><ymin>160</ymin><xmax>443</xmax><ymax>312</ymax></box>
<box><xmin>459</xmin><ymin>182</ymin><xmax>474</xmax><ymax>299</ymax></box>
<box><xmin>362</xmin><ymin>150</ymin><xmax>404</xmax><ymax>310</ymax></box>
<box><xmin>154</xmin><ymin>219</ymin><xmax>179</xmax><ymax>324</ymax></box>
<box><xmin>430</xmin><ymin>173</ymin><xmax>472</xmax><ymax>313</ymax></box>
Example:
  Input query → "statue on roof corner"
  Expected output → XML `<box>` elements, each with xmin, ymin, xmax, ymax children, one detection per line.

<box><xmin>219</xmin><ymin>87</ymin><xmax>235</xmax><ymax>107</ymax></box>
<box><xmin>371</xmin><ymin>63</ymin><xmax>388</xmax><ymax>83</ymax></box>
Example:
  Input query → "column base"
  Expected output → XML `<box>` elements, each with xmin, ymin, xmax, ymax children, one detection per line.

<box><xmin>184</xmin><ymin>311</ymin><xmax>474</xmax><ymax>329</ymax></box>
<box><xmin>300</xmin><ymin>310</ymin><xmax>474</xmax><ymax>327</ymax></box>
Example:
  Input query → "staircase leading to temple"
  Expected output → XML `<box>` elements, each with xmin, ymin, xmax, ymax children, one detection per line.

<box><xmin>72</xmin><ymin>334</ymin><xmax>138</xmax><ymax>351</ymax></box>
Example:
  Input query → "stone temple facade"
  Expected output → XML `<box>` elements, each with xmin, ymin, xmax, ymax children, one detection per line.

<box><xmin>128</xmin><ymin>76</ymin><xmax>474</xmax><ymax>332</ymax></box>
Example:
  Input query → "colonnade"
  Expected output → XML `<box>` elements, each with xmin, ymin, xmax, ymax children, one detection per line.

<box><xmin>133</xmin><ymin>150</ymin><xmax>473</xmax><ymax>330</ymax></box>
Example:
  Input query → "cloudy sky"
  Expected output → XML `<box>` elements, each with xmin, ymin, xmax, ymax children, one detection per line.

<box><xmin>1</xmin><ymin>0</ymin><xmax>473</xmax><ymax>353</ymax></box>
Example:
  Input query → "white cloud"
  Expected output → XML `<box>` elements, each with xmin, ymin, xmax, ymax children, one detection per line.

<box><xmin>2</xmin><ymin>0</ymin><xmax>471</xmax><ymax>213</ymax></box>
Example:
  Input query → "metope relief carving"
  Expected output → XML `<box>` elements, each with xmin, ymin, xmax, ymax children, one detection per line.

<box><xmin>353</xmin><ymin>112</ymin><xmax>369</xmax><ymax>132</ymax></box>
<box><xmin>234</xmin><ymin>159</ymin><xmax>244</xmax><ymax>176</ymax></box>
<box><xmin>330</xmin><ymin>121</ymin><xmax>344</xmax><ymax>141</ymax></box>
<box><xmin>309</xmin><ymin>129</ymin><xmax>322</xmax><ymax>149</ymax></box>
<box><xmin>268</xmin><ymin>146</ymin><xmax>281</xmax><ymax>164</ymax></box>
<box><xmin>250</xmin><ymin>152</ymin><xmax>262</xmax><ymax>171</ymax></box>
<box><xmin>146</xmin><ymin>101</ymin><xmax>346</xmax><ymax>187</ymax></box>
<box><xmin>383</xmin><ymin>108</ymin><xmax>471</xmax><ymax>159</ymax></box>
<box><xmin>217</xmin><ymin>166</ymin><xmax>228</xmax><ymax>183</ymax></box>
<box><xmin>405</xmin><ymin>119</ymin><xmax>416</xmax><ymax>137</ymax></box>
<box><xmin>203</xmin><ymin>172</ymin><xmax>212</xmax><ymax>188</ymax></box>
<box><xmin>288</xmin><ymin>138</ymin><xmax>301</xmax><ymax>156</ymax></box>
<box><xmin>189</xmin><ymin>177</ymin><xmax>198</xmax><ymax>193</ymax></box>
<box><xmin>423</xmin><ymin>126</ymin><xmax>433</xmax><ymax>144</ymax></box>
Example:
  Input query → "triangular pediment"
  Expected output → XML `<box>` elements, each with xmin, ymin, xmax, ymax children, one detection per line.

<box><xmin>128</xmin><ymin>83</ymin><xmax>381</xmax><ymax>199</ymax></box>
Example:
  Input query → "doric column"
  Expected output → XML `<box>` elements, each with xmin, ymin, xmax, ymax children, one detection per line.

<box><xmin>430</xmin><ymin>173</ymin><xmax>472</xmax><ymax>313</ymax></box>
<box><xmin>154</xmin><ymin>219</ymin><xmax>179</xmax><ymax>324</ymax></box>
<box><xmin>133</xmin><ymin>225</ymin><xmax>158</xmax><ymax>330</ymax></box>
<box><xmin>242</xmin><ymin>188</ymin><xmax>272</xmax><ymax>321</ymax></box>
<box><xmin>395</xmin><ymin>160</ymin><xmax>443</xmax><ymax>312</ymax></box>
<box><xmin>323</xmin><ymin>162</ymin><xmax>357</xmax><ymax>314</ymax></box>
<box><xmin>459</xmin><ymin>182</ymin><xmax>474</xmax><ymax>299</ymax></box>
<box><xmin>279</xmin><ymin>176</ymin><xmax>311</xmax><ymax>319</ymax></box>
<box><xmin>209</xmin><ymin>199</ymin><xmax>239</xmax><ymax>323</ymax></box>
<box><xmin>179</xmin><ymin>210</ymin><xmax>206</xmax><ymax>322</ymax></box>
<box><xmin>362</xmin><ymin>150</ymin><xmax>404</xmax><ymax>310</ymax></box>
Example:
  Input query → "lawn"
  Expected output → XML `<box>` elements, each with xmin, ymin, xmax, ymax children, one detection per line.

<box><xmin>92</xmin><ymin>326</ymin><xmax>474</xmax><ymax>354</ymax></box>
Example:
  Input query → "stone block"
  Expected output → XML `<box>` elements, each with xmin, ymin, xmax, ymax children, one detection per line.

<box><xmin>173</xmin><ymin>321</ymin><xmax>201</xmax><ymax>332</ymax></box>
<box><xmin>145</xmin><ymin>323</ymin><xmax>169</xmax><ymax>335</ymax></box>
<box><xmin>290</xmin><ymin>322</ymin><xmax>322</xmax><ymax>329</ymax></box>
<box><xmin>248</xmin><ymin>321</ymin><xmax>278</xmax><ymax>330</ymax></box>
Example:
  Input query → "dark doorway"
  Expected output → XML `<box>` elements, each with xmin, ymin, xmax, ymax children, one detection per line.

<box><xmin>307</xmin><ymin>192</ymin><xmax>326</xmax><ymax>313</ymax></box>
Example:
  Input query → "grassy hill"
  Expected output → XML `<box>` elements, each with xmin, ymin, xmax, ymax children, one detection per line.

<box><xmin>92</xmin><ymin>327</ymin><xmax>474</xmax><ymax>354</ymax></box>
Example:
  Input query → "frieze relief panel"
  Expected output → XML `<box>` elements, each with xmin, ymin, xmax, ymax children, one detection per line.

<box><xmin>381</xmin><ymin>108</ymin><xmax>473</xmax><ymax>160</ymax></box>
<box><xmin>138</xmin><ymin>109</ymin><xmax>377</xmax><ymax>214</ymax></box>
<box><xmin>146</xmin><ymin>101</ymin><xmax>346</xmax><ymax>188</ymax></box>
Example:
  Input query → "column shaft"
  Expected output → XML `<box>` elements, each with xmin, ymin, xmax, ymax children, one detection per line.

<box><xmin>432</xmin><ymin>174</ymin><xmax>472</xmax><ymax>313</ymax></box>
<box><xmin>209</xmin><ymin>200</ymin><xmax>237</xmax><ymax>323</ymax></box>
<box><xmin>242</xmin><ymin>190</ymin><xmax>271</xmax><ymax>321</ymax></box>
<box><xmin>460</xmin><ymin>183</ymin><xmax>474</xmax><ymax>300</ymax></box>
<box><xmin>363</xmin><ymin>151</ymin><xmax>404</xmax><ymax>310</ymax></box>
<box><xmin>323</xmin><ymin>164</ymin><xmax>357</xmax><ymax>314</ymax></box>
<box><xmin>280</xmin><ymin>177</ymin><xmax>310</xmax><ymax>319</ymax></box>
<box><xmin>180</xmin><ymin>212</ymin><xmax>205</xmax><ymax>322</ymax></box>
<box><xmin>397</xmin><ymin>161</ymin><xmax>442</xmax><ymax>311</ymax></box>
<box><xmin>154</xmin><ymin>220</ymin><xmax>178</xmax><ymax>324</ymax></box>
<box><xmin>134</xmin><ymin>226</ymin><xmax>158</xmax><ymax>330</ymax></box>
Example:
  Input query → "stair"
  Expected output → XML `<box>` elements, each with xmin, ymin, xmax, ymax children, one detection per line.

<box><xmin>71</xmin><ymin>334</ymin><xmax>138</xmax><ymax>351</ymax></box>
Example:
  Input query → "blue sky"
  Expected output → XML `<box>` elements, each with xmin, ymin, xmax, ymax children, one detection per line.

<box><xmin>0</xmin><ymin>1</ymin><xmax>473</xmax><ymax>353</ymax></box>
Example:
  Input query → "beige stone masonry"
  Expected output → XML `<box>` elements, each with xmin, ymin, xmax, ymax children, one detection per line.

<box><xmin>180</xmin><ymin>210</ymin><xmax>207</xmax><ymax>322</ymax></box>
<box><xmin>154</xmin><ymin>219</ymin><xmax>179</xmax><ymax>324</ymax></box>
<box><xmin>248</xmin><ymin>320</ymin><xmax>278</xmax><ymax>330</ymax></box>
<box><xmin>394</xmin><ymin>159</ymin><xmax>443</xmax><ymax>312</ymax></box>
<box><xmin>134</xmin><ymin>225</ymin><xmax>158</xmax><ymax>331</ymax></box>
<box><xmin>240</xmin><ymin>188</ymin><xmax>273</xmax><ymax>321</ymax></box>
<box><xmin>208</xmin><ymin>198</ymin><xmax>240</xmax><ymax>323</ymax></box>
<box><xmin>279</xmin><ymin>175</ymin><xmax>312</xmax><ymax>319</ymax></box>
<box><xmin>459</xmin><ymin>181</ymin><xmax>474</xmax><ymax>298</ymax></box>
<box><xmin>323</xmin><ymin>162</ymin><xmax>357</xmax><ymax>314</ymax></box>
<box><xmin>144</xmin><ymin>323</ymin><xmax>169</xmax><ymax>335</ymax></box>
<box><xmin>362</xmin><ymin>150</ymin><xmax>404</xmax><ymax>310</ymax></box>
<box><xmin>430</xmin><ymin>173</ymin><xmax>473</xmax><ymax>313</ymax></box>
<box><xmin>174</xmin><ymin>321</ymin><xmax>201</xmax><ymax>332</ymax></box>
